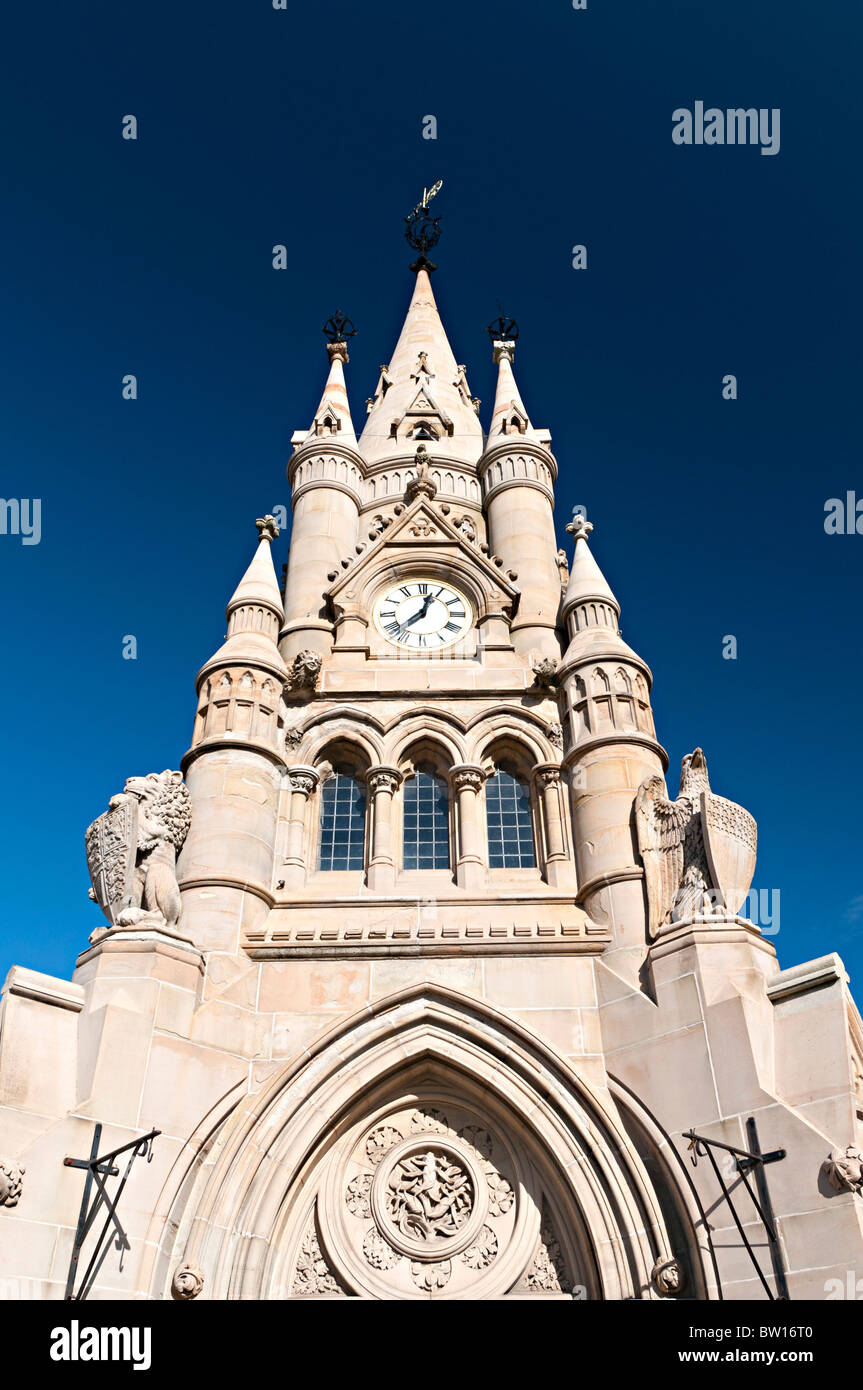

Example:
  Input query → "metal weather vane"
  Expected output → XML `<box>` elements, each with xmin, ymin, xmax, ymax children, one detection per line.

<box><xmin>322</xmin><ymin>310</ymin><xmax>357</xmax><ymax>345</ymax></box>
<box><xmin>405</xmin><ymin>179</ymin><xmax>444</xmax><ymax>269</ymax></box>
<box><xmin>486</xmin><ymin>312</ymin><xmax>520</xmax><ymax>343</ymax></box>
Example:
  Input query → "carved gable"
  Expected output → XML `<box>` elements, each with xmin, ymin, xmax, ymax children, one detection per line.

<box><xmin>325</xmin><ymin>497</ymin><xmax>520</xmax><ymax>628</ymax></box>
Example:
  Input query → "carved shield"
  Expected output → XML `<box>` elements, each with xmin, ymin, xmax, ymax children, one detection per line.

<box><xmin>700</xmin><ymin>792</ymin><xmax>757</xmax><ymax>918</ymax></box>
<box><xmin>85</xmin><ymin>797</ymin><xmax>138</xmax><ymax>925</ymax></box>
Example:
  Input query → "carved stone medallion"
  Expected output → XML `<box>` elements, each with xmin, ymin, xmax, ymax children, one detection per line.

<box><xmin>371</xmin><ymin>1136</ymin><xmax>487</xmax><ymax>1262</ymax></box>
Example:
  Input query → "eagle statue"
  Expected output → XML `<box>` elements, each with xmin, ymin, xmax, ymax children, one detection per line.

<box><xmin>635</xmin><ymin>748</ymin><xmax>757</xmax><ymax>938</ymax></box>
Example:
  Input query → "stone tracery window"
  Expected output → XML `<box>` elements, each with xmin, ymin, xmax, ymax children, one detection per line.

<box><xmin>318</xmin><ymin>770</ymin><xmax>367</xmax><ymax>871</ymax></box>
<box><xmin>402</xmin><ymin>765</ymin><xmax>450</xmax><ymax>870</ymax></box>
<box><xmin>485</xmin><ymin>765</ymin><xmax>535</xmax><ymax>868</ymax></box>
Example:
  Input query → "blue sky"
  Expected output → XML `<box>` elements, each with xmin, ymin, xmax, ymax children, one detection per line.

<box><xmin>1</xmin><ymin>0</ymin><xmax>860</xmax><ymax>986</ymax></box>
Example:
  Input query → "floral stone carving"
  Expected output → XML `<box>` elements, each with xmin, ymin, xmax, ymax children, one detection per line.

<box><xmin>293</xmin><ymin>1219</ymin><xmax>344</xmax><ymax>1296</ymax></box>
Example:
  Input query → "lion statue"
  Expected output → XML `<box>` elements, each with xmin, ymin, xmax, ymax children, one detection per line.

<box><xmin>86</xmin><ymin>770</ymin><xmax>191</xmax><ymax>933</ymax></box>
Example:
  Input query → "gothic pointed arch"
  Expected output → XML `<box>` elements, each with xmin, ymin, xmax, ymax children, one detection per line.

<box><xmin>150</xmin><ymin>985</ymin><xmax>696</xmax><ymax>1301</ymax></box>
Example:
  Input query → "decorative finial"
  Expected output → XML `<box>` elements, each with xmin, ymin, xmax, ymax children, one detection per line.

<box><xmin>322</xmin><ymin>310</ymin><xmax>356</xmax><ymax>345</ymax></box>
<box><xmin>405</xmin><ymin>180</ymin><xmax>443</xmax><ymax>272</ymax></box>
<box><xmin>487</xmin><ymin>313</ymin><xmax>519</xmax><ymax>343</ymax></box>
<box><xmin>565</xmin><ymin>510</ymin><xmax>593</xmax><ymax>542</ymax></box>
<box><xmin>256</xmin><ymin>515</ymin><xmax>280</xmax><ymax>542</ymax></box>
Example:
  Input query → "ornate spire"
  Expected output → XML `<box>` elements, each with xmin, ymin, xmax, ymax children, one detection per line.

<box><xmin>299</xmin><ymin>322</ymin><xmax>359</xmax><ymax>448</ymax></box>
<box><xmin>197</xmin><ymin>518</ymin><xmax>287</xmax><ymax>684</ymax></box>
<box><xmin>486</xmin><ymin>330</ymin><xmax>542</xmax><ymax>443</ymax></box>
<box><xmin>562</xmin><ymin>515</ymin><xmax>619</xmax><ymax>615</ymax></box>
<box><xmin>358</xmin><ymin>267</ymin><xmax>483</xmax><ymax>466</ymax></box>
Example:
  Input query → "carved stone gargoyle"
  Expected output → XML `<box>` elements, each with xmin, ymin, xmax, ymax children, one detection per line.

<box><xmin>86</xmin><ymin>770</ymin><xmax>191</xmax><ymax>934</ymax></box>
<box><xmin>635</xmin><ymin>748</ymin><xmax>757</xmax><ymax>937</ymax></box>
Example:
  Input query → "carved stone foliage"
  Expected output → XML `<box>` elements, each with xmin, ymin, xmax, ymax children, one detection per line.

<box><xmin>317</xmin><ymin>1099</ymin><xmax>541</xmax><ymax>1298</ymax></box>
<box><xmin>546</xmin><ymin>721</ymin><xmax>563</xmax><ymax>749</ymax></box>
<box><xmin>86</xmin><ymin>770</ymin><xmax>191</xmax><ymax>934</ymax></box>
<box><xmin>291</xmin><ymin>1213</ymin><xmax>346</xmax><ymax>1297</ymax></box>
<box><xmin>822</xmin><ymin>1145</ymin><xmax>863</xmax><ymax>1195</ymax></box>
<box><xmin>171</xmin><ymin>1261</ymin><xmax>204</xmax><ymax>1301</ymax></box>
<box><xmin>287</xmin><ymin>649</ymin><xmax>322</xmax><ymax>692</ymax></box>
<box><xmin>287</xmin><ymin>1095</ymin><xmax>587</xmax><ymax>1299</ymax></box>
<box><xmin>519</xmin><ymin>1201</ymin><xmax>572</xmax><ymax>1294</ymax></box>
<box><xmin>636</xmin><ymin>747</ymin><xmax>757</xmax><ymax>936</ymax></box>
<box><xmin>0</xmin><ymin>1160</ymin><xmax>24</xmax><ymax>1208</ymax></box>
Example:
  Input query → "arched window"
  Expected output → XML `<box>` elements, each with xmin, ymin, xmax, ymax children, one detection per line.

<box><xmin>317</xmin><ymin>771</ymin><xmax>366</xmax><ymax>871</ymax></box>
<box><xmin>485</xmin><ymin>765</ymin><xmax>535</xmax><ymax>868</ymax></box>
<box><xmin>403</xmin><ymin>766</ymin><xmax>450</xmax><ymax>870</ymax></box>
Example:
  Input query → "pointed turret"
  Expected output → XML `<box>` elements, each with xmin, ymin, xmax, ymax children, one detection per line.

<box><xmin>197</xmin><ymin>515</ymin><xmax>287</xmax><ymax>684</ymax></box>
<box><xmin>555</xmin><ymin>517</ymin><xmax>667</xmax><ymax>987</ymax></box>
<box><xmin>299</xmin><ymin>341</ymin><xmax>358</xmax><ymax>448</ymax></box>
<box><xmin>487</xmin><ymin>340</ymin><xmax>542</xmax><ymax>444</ymax></box>
<box><xmin>282</xmin><ymin>336</ymin><xmax>364</xmax><ymax>663</ymax></box>
<box><xmin>358</xmin><ymin>268</ymin><xmax>484</xmax><ymax>466</ymax></box>
<box><xmin>178</xmin><ymin>517</ymin><xmax>289</xmax><ymax>952</ymax></box>
<box><xmin>477</xmin><ymin>335</ymin><xmax>560</xmax><ymax>659</ymax></box>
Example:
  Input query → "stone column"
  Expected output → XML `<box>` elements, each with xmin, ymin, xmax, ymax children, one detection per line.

<box><xmin>450</xmin><ymin>764</ymin><xmax>486</xmax><ymax>892</ymax></box>
<box><xmin>366</xmin><ymin>766</ymin><xmax>402</xmax><ymax>892</ymax></box>
<box><xmin>282</xmin><ymin>765</ymin><xmax>319</xmax><ymax>889</ymax></box>
<box><xmin>534</xmin><ymin>763</ymin><xmax>576</xmax><ymax>889</ymax></box>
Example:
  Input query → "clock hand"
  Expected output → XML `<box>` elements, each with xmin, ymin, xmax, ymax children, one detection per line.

<box><xmin>405</xmin><ymin>595</ymin><xmax>434</xmax><ymax>627</ymax></box>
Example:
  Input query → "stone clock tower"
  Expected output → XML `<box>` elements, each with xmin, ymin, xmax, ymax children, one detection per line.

<box><xmin>2</xmin><ymin>238</ymin><xmax>863</xmax><ymax>1303</ymax></box>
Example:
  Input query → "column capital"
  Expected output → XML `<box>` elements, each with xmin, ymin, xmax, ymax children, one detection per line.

<box><xmin>366</xmin><ymin>765</ymin><xmax>403</xmax><ymax>796</ymax></box>
<box><xmin>287</xmin><ymin>765</ymin><xmax>320</xmax><ymax>796</ymax></box>
<box><xmin>533</xmin><ymin>761</ymin><xmax>562</xmax><ymax>790</ymax></box>
<box><xmin>449</xmin><ymin>763</ymin><xmax>486</xmax><ymax>793</ymax></box>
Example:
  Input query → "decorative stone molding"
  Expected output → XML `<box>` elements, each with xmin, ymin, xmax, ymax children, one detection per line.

<box><xmin>0</xmin><ymin>1160</ymin><xmax>24</xmax><ymax>1208</ymax></box>
<box><xmin>288</xmin><ymin>770</ymin><xmax>318</xmax><ymax>797</ymax></box>
<box><xmin>546</xmin><ymin>722</ymin><xmax>563</xmax><ymax>749</ymax></box>
<box><xmin>287</xmin><ymin>649</ymin><xmax>322</xmax><ymax>692</ymax></box>
<box><xmin>86</xmin><ymin>770</ymin><xmax>191</xmax><ymax>934</ymax></box>
<box><xmin>535</xmin><ymin>765</ymin><xmax>561</xmax><ymax>793</ymax></box>
<box><xmin>171</xmin><ymin>1261</ymin><xmax>204</xmax><ymax>1301</ymax></box>
<box><xmin>367</xmin><ymin>768</ymin><xmax>401</xmax><ymax>797</ymax></box>
<box><xmin>281</xmin><ymin>766</ymin><xmax>320</xmax><ymax>889</ymax></box>
<box><xmin>822</xmin><ymin>1145</ymin><xmax>863</xmax><ymax>1195</ymax></box>
<box><xmin>450</xmin><ymin>765</ymin><xmax>485</xmax><ymax>794</ymax></box>
<box><xmin>285</xmin><ymin>725</ymin><xmax>304</xmax><ymax>751</ymax></box>
<box><xmin>651</xmin><ymin>1255</ymin><xmax>685</xmax><ymax>1297</ymax></box>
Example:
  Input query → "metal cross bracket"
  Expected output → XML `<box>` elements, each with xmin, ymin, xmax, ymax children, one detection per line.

<box><xmin>63</xmin><ymin>1123</ymin><xmax>160</xmax><ymax>1301</ymax></box>
<box><xmin>683</xmin><ymin>1116</ymin><xmax>788</xmax><ymax>1300</ymax></box>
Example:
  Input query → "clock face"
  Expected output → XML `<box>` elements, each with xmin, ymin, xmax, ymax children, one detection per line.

<box><xmin>374</xmin><ymin>579</ymin><xmax>472</xmax><ymax>650</ymax></box>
